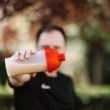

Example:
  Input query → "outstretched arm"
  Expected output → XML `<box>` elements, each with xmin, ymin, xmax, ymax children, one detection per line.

<box><xmin>7</xmin><ymin>49</ymin><xmax>37</xmax><ymax>87</ymax></box>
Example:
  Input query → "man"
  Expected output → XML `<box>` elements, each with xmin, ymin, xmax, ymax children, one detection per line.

<box><xmin>1</xmin><ymin>23</ymin><xmax>82</xmax><ymax>110</ymax></box>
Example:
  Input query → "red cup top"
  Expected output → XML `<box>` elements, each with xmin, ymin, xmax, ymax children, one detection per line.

<box><xmin>58</xmin><ymin>54</ymin><xmax>65</xmax><ymax>61</ymax></box>
<box><xmin>45</xmin><ymin>48</ymin><xmax>65</xmax><ymax>72</ymax></box>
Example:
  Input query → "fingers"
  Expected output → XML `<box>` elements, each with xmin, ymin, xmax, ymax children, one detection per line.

<box><xmin>15</xmin><ymin>49</ymin><xmax>37</xmax><ymax>61</ymax></box>
<box><xmin>31</xmin><ymin>48</ymin><xmax>37</xmax><ymax>54</ymax></box>
<box><xmin>16</xmin><ymin>51</ymin><xmax>26</xmax><ymax>61</ymax></box>
<box><xmin>20</xmin><ymin>51</ymin><xmax>26</xmax><ymax>60</ymax></box>
<box><xmin>25</xmin><ymin>49</ymin><xmax>37</xmax><ymax>59</ymax></box>
<box><xmin>31</xmin><ymin>72</ymin><xmax>37</xmax><ymax>78</ymax></box>
<box><xmin>25</xmin><ymin>50</ymin><xmax>31</xmax><ymax>59</ymax></box>
<box><xmin>15</xmin><ymin>52</ymin><xmax>20</xmax><ymax>60</ymax></box>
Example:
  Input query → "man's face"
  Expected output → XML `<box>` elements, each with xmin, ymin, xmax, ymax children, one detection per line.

<box><xmin>37</xmin><ymin>30</ymin><xmax>66</xmax><ymax>53</ymax></box>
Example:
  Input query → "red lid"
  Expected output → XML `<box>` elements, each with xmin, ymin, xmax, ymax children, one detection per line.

<box><xmin>58</xmin><ymin>54</ymin><xmax>65</xmax><ymax>61</ymax></box>
<box><xmin>45</xmin><ymin>48</ymin><xmax>65</xmax><ymax>72</ymax></box>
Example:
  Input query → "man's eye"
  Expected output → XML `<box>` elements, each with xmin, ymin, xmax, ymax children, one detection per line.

<box><xmin>54</xmin><ymin>46</ymin><xmax>60</xmax><ymax>50</ymax></box>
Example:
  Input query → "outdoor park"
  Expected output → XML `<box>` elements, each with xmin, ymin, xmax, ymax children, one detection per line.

<box><xmin>0</xmin><ymin>0</ymin><xmax>110</xmax><ymax>110</ymax></box>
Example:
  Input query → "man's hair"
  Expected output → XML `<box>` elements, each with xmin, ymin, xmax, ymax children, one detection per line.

<box><xmin>36</xmin><ymin>23</ymin><xmax>67</xmax><ymax>44</ymax></box>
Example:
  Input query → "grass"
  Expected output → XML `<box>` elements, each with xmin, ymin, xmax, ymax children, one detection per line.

<box><xmin>0</xmin><ymin>85</ymin><xmax>14</xmax><ymax>110</ymax></box>
<box><xmin>75</xmin><ymin>84</ymin><xmax>110</xmax><ymax>98</ymax></box>
<box><xmin>0</xmin><ymin>84</ymin><xmax>13</xmax><ymax>97</ymax></box>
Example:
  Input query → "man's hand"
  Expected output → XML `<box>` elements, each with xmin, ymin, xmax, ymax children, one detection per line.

<box><xmin>8</xmin><ymin>49</ymin><xmax>37</xmax><ymax>87</ymax></box>
<box><xmin>16</xmin><ymin>49</ymin><xmax>37</xmax><ymax>61</ymax></box>
<box><xmin>16</xmin><ymin>49</ymin><xmax>37</xmax><ymax>77</ymax></box>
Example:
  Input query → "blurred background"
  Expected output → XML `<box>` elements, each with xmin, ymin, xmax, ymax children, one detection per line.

<box><xmin>0</xmin><ymin>0</ymin><xmax>110</xmax><ymax>110</ymax></box>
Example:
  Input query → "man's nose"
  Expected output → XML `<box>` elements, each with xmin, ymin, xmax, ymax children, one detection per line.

<box><xmin>50</xmin><ymin>47</ymin><xmax>55</xmax><ymax>49</ymax></box>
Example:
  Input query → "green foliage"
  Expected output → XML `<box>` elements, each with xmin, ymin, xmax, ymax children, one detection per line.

<box><xmin>82</xmin><ymin>20</ymin><xmax>110</xmax><ymax>53</ymax></box>
<box><xmin>75</xmin><ymin>85</ymin><xmax>110</xmax><ymax>98</ymax></box>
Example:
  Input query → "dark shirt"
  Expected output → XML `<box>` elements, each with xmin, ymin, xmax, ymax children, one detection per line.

<box><xmin>13</xmin><ymin>72</ymin><xmax>76</xmax><ymax>110</ymax></box>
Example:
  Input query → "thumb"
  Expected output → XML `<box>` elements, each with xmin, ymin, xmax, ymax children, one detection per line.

<box><xmin>31</xmin><ymin>72</ymin><xmax>37</xmax><ymax>78</ymax></box>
